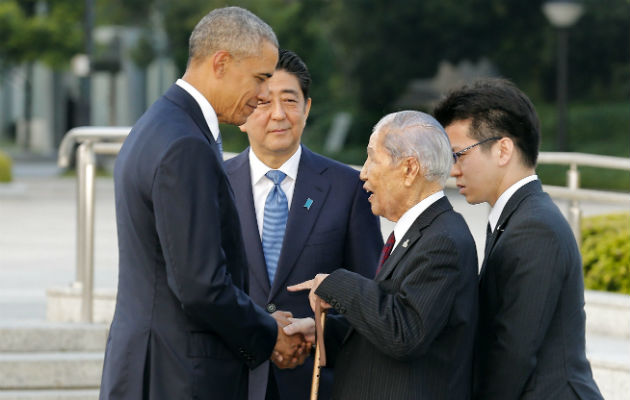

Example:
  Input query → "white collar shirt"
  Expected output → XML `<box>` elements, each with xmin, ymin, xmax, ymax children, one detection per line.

<box><xmin>249</xmin><ymin>146</ymin><xmax>302</xmax><ymax>239</ymax></box>
<box><xmin>392</xmin><ymin>191</ymin><xmax>445</xmax><ymax>252</ymax></box>
<box><xmin>488</xmin><ymin>174</ymin><xmax>538</xmax><ymax>232</ymax></box>
<box><xmin>175</xmin><ymin>79</ymin><xmax>220</xmax><ymax>142</ymax></box>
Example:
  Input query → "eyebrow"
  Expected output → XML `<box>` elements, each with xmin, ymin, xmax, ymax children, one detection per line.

<box><xmin>258</xmin><ymin>73</ymin><xmax>273</xmax><ymax>79</ymax></box>
<box><xmin>280</xmin><ymin>89</ymin><xmax>300</xmax><ymax>96</ymax></box>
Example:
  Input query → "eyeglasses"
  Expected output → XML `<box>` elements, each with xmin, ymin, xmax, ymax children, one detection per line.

<box><xmin>452</xmin><ymin>136</ymin><xmax>502</xmax><ymax>163</ymax></box>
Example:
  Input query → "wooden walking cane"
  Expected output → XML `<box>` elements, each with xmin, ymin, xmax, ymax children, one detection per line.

<box><xmin>310</xmin><ymin>301</ymin><xmax>327</xmax><ymax>400</ymax></box>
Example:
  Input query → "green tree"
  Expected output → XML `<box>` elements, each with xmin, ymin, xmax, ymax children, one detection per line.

<box><xmin>0</xmin><ymin>0</ymin><xmax>83</xmax><ymax>149</ymax></box>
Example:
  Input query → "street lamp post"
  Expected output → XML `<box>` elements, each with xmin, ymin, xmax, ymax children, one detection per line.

<box><xmin>543</xmin><ymin>0</ymin><xmax>583</xmax><ymax>151</ymax></box>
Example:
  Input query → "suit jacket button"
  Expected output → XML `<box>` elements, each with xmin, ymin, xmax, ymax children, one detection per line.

<box><xmin>266</xmin><ymin>303</ymin><xmax>277</xmax><ymax>313</ymax></box>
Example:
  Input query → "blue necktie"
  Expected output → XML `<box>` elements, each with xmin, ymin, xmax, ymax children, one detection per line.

<box><xmin>262</xmin><ymin>170</ymin><xmax>288</xmax><ymax>284</ymax></box>
<box><xmin>215</xmin><ymin>132</ymin><xmax>223</xmax><ymax>159</ymax></box>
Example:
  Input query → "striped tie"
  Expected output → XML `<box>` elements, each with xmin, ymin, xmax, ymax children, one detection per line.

<box><xmin>262</xmin><ymin>170</ymin><xmax>288</xmax><ymax>284</ymax></box>
<box><xmin>375</xmin><ymin>231</ymin><xmax>395</xmax><ymax>276</ymax></box>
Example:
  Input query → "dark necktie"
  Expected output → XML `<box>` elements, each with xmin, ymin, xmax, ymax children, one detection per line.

<box><xmin>484</xmin><ymin>223</ymin><xmax>493</xmax><ymax>255</ymax></box>
<box><xmin>375</xmin><ymin>232</ymin><xmax>396</xmax><ymax>276</ymax></box>
<box><xmin>262</xmin><ymin>170</ymin><xmax>288</xmax><ymax>284</ymax></box>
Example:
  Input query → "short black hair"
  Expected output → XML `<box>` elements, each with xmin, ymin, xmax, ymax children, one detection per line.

<box><xmin>276</xmin><ymin>49</ymin><xmax>311</xmax><ymax>100</ymax></box>
<box><xmin>433</xmin><ymin>78</ymin><xmax>540</xmax><ymax>167</ymax></box>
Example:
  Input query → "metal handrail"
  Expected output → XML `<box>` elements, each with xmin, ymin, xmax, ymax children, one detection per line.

<box><xmin>58</xmin><ymin>126</ymin><xmax>130</xmax><ymax>168</ymax></box>
<box><xmin>58</xmin><ymin>126</ymin><xmax>630</xmax><ymax>322</ymax></box>
<box><xmin>58</xmin><ymin>126</ymin><xmax>131</xmax><ymax>322</ymax></box>
<box><xmin>538</xmin><ymin>152</ymin><xmax>630</xmax><ymax>171</ymax></box>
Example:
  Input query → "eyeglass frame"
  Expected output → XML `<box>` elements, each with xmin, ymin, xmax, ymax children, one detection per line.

<box><xmin>452</xmin><ymin>136</ymin><xmax>503</xmax><ymax>163</ymax></box>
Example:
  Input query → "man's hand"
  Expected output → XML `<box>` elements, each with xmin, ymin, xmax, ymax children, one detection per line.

<box><xmin>287</xmin><ymin>274</ymin><xmax>331</xmax><ymax>313</ymax></box>
<box><xmin>270</xmin><ymin>310</ymin><xmax>310</xmax><ymax>369</ymax></box>
<box><xmin>283</xmin><ymin>317</ymin><xmax>316</xmax><ymax>343</ymax></box>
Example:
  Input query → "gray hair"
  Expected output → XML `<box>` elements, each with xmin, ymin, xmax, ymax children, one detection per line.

<box><xmin>189</xmin><ymin>7</ymin><xmax>278</xmax><ymax>61</ymax></box>
<box><xmin>374</xmin><ymin>110</ymin><xmax>453</xmax><ymax>187</ymax></box>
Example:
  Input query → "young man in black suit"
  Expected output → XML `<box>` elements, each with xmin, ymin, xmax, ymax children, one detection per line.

<box><xmin>434</xmin><ymin>78</ymin><xmax>603</xmax><ymax>400</ymax></box>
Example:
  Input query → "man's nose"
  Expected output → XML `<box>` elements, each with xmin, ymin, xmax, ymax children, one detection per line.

<box><xmin>450</xmin><ymin>162</ymin><xmax>460</xmax><ymax>177</ymax></box>
<box><xmin>359</xmin><ymin>161</ymin><xmax>368</xmax><ymax>181</ymax></box>
<box><xmin>271</xmin><ymin>100</ymin><xmax>286</xmax><ymax>120</ymax></box>
<box><xmin>258</xmin><ymin>80</ymin><xmax>271</xmax><ymax>99</ymax></box>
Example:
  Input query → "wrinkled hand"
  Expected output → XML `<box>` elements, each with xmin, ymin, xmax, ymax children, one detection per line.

<box><xmin>270</xmin><ymin>310</ymin><xmax>310</xmax><ymax>369</ymax></box>
<box><xmin>283</xmin><ymin>317</ymin><xmax>315</xmax><ymax>344</ymax></box>
<box><xmin>287</xmin><ymin>274</ymin><xmax>331</xmax><ymax>313</ymax></box>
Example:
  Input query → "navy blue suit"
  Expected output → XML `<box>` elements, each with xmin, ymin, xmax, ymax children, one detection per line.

<box><xmin>225</xmin><ymin>146</ymin><xmax>383</xmax><ymax>400</ymax></box>
<box><xmin>100</xmin><ymin>84</ymin><xmax>278</xmax><ymax>400</ymax></box>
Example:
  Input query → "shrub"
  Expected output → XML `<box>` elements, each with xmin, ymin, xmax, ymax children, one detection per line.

<box><xmin>581</xmin><ymin>213</ymin><xmax>630</xmax><ymax>294</ymax></box>
<box><xmin>0</xmin><ymin>150</ymin><xmax>12</xmax><ymax>182</ymax></box>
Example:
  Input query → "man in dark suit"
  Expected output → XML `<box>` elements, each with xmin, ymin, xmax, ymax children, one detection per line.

<box><xmin>225</xmin><ymin>49</ymin><xmax>382</xmax><ymax>400</ymax></box>
<box><xmin>433</xmin><ymin>78</ymin><xmax>603</xmax><ymax>400</ymax></box>
<box><xmin>99</xmin><ymin>8</ymin><xmax>308</xmax><ymax>400</ymax></box>
<box><xmin>287</xmin><ymin>111</ymin><xmax>479</xmax><ymax>399</ymax></box>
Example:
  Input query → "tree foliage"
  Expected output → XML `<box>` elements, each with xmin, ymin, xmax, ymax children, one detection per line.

<box><xmin>0</xmin><ymin>0</ymin><xmax>83</xmax><ymax>68</ymax></box>
<box><xmin>1</xmin><ymin>0</ymin><xmax>626</xmax><ymax>149</ymax></box>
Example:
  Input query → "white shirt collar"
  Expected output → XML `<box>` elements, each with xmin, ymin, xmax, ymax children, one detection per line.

<box><xmin>488</xmin><ymin>174</ymin><xmax>538</xmax><ymax>232</ymax></box>
<box><xmin>248</xmin><ymin>146</ymin><xmax>302</xmax><ymax>185</ymax></box>
<box><xmin>392</xmin><ymin>191</ymin><xmax>445</xmax><ymax>251</ymax></box>
<box><xmin>175</xmin><ymin>79</ymin><xmax>220</xmax><ymax>141</ymax></box>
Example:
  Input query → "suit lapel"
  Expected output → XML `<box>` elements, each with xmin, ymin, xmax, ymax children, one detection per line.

<box><xmin>269</xmin><ymin>147</ymin><xmax>331</xmax><ymax>299</ymax></box>
<box><xmin>479</xmin><ymin>180</ymin><xmax>543</xmax><ymax>280</ymax></box>
<box><xmin>375</xmin><ymin>197</ymin><xmax>453</xmax><ymax>282</ymax></box>
<box><xmin>225</xmin><ymin>151</ymin><xmax>271</xmax><ymax>296</ymax></box>
<box><xmin>164</xmin><ymin>84</ymin><xmax>222</xmax><ymax>161</ymax></box>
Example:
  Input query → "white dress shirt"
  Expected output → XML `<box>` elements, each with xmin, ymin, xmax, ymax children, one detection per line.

<box><xmin>392</xmin><ymin>191</ymin><xmax>445</xmax><ymax>252</ymax></box>
<box><xmin>488</xmin><ymin>174</ymin><xmax>538</xmax><ymax>232</ymax></box>
<box><xmin>249</xmin><ymin>146</ymin><xmax>302</xmax><ymax>239</ymax></box>
<box><xmin>175</xmin><ymin>79</ymin><xmax>220</xmax><ymax>141</ymax></box>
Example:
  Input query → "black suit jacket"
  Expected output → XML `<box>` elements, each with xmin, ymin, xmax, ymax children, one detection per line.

<box><xmin>99</xmin><ymin>84</ymin><xmax>277</xmax><ymax>400</ymax></box>
<box><xmin>225</xmin><ymin>147</ymin><xmax>383</xmax><ymax>400</ymax></box>
<box><xmin>315</xmin><ymin>197</ymin><xmax>478</xmax><ymax>400</ymax></box>
<box><xmin>475</xmin><ymin>180</ymin><xmax>603</xmax><ymax>400</ymax></box>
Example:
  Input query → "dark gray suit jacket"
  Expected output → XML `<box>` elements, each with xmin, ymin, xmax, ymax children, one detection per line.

<box><xmin>316</xmin><ymin>197</ymin><xmax>478</xmax><ymax>400</ymax></box>
<box><xmin>100</xmin><ymin>84</ymin><xmax>277</xmax><ymax>400</ymax></box>
<box><xmin>225</xmin><ymin>146</ymin><xmax>383</xmax><ymax>400</ymax></box>
<box><xmin>475</xmin><ymin>180</ymin><xmax>603</xmax><ymax>400</ymax></box>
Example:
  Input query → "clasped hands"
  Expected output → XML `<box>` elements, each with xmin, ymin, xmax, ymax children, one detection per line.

<box><xmin>270</xmin><ymin>274</ymin><xmax>330</xmax><ymax>368</ymax></box>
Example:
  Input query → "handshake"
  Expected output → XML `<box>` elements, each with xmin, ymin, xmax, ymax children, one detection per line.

<box><xmin>269</xmin><ymin>274</ymin><xmax>330</xmax><ymax>369</ymax></box>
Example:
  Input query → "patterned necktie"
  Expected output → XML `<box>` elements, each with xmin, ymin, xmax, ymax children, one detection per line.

<box><xmin>375</xmin><ymin>231</ymin><xmax>396</xmax><ymax>276</ymax></box>
<box><xmin>262</xmin><ymin>170</ymin><xmax>288</xmax><ymax>284</ymax></box>
<box><xmin>215</xmin><ymin>132</ymin><xmax>223</xmax><ymax>159</ymax></box>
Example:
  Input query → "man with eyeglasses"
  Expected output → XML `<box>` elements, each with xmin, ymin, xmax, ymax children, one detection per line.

<box><xmin>433</xmin><ymin>78</ymin><xmax>603</xmax><ymax>400</ymax></box>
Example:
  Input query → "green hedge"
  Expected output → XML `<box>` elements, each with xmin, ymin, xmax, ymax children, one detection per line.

<box><xmin>0</xmin><ymin>150</ymin><xmax>11</xmax><ymax>182</ymax></box>
<box><xmin>581</xmin><ymin>213</ymin><xmax>630</xmax><ymax>294</ymax></box>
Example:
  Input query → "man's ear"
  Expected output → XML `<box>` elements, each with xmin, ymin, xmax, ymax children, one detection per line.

<box><xmin>497</xmin><ymin>137</ymin><xmax>514</xmax><ymax>166</ymax></box>
<box><xmin>303</xmin><ymin>98</ymin><xmax>312</xmax><ymax>125</ymax></box>
<box><xmin>403</xmin><ymin>157</ymin><xmax>420</xmax><ymax>186</ymax></box>
<box><xmin>212</xmin><ymin>51</ymin><xmax>232</xmax><ymax>78</ymax></box>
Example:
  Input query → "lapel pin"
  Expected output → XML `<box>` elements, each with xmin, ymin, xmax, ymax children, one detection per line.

<box><xmin>304</xmin><ymin>198</ymin><xmax>314</xmax><ymax>210</ymax></box>
<box><xmin>402</xmin><ymin>239</ymin><xmax>410</xmax><ymax>248</ymax></box>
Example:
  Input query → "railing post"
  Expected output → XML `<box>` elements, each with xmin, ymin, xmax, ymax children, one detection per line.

<box><xmin>76</xmin><ymin>142</ymin><xmax>96</xmax><ymax>323</ymax></box>
<box><xmin>567</xmin><ymin>163</ymin><xmax>582</xmax><ymax>244</ymax></box>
